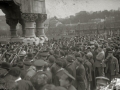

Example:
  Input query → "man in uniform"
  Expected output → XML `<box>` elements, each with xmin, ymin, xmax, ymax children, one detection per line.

<box><xmin>105</xmin><ymin>49</ymin><xmax>119</xmax><ymax>81</ymax></box>
<box><xmin>59</xmin><ymin>70</ymin><xmax>76</xmax><ymax>90</ymax></box>
<box><xmin>95</xmin><ymin>45</ymin><xmax>106</xmax><ymax>76</ymax></box>
<box><xmin>30</xmin><ymin>60</ymin><xmax>52</xmax><ymax>89</ymax></box>
<box><xmin>76</xmin><ymin>57</ymin><xmax>87</xmax><ymax>90</ymax></box>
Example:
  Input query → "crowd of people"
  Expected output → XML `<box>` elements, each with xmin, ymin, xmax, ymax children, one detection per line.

<box><xmin>0</xmin><ymin>34</ymin><xmax>120</xmax><ymax>90</ymax></box>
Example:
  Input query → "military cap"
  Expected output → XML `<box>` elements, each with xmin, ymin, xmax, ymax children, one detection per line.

<box><xmin>39</xmin><ymin>51</ymin><xmax>50</xmax><ymax>57</ymax></box>
<box><xmin>63</xmin><ymin>70</ymin><xmax>75</xmax><ymax>80</ymax></box>
<box><xmin>19</xmin><ymin>50</ymin><xmax>26</xmax><ymax>56</ymax></box>
<box><xmin>96</xmin><ymin>76</ymin><xmax>109</xmax><ymax>86</ymax></box>
<box><xmin>33</xmin><ymin>60</ymin><xmax>45</xmax><ymax>67</ymax></box>
<box><xmin>66</xmin><ymin>55</ymin><xmax>75</xmax><ymax>62</ymax></box>
<box><xmin>23</xmin><ymin>61</ymin><xmax>32</xmax><ymax>66</ymax></box>
<box><xmin>27</xmin><ymin>53</ymin><xmax>33</xmax><ymax>59</ymax></box>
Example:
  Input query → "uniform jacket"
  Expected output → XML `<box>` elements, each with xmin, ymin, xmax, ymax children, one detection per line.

<box><xmin>52</xmin><ymin>68</ymin><xmax>64</xmax><ymax>86</ymax></box>
<box><xmin>65</xmin><ymin>85</ymin><xmax>76</xmax><ymax>90</ymax></box>
<box><xmin>65</xmin><ymin>61</ymin><xmax>77</xmax><ymax>88</ymax></box>
<box><xmin>105</xmin><ymin>56</ymin><xmax>119</xmax><ymax>75</ymax></box>
<box><xmin>94</xmin><ymin>50</ymin><xmax>106</xmax><ymax>67</ymax></box>
<box><xmin>76</xmin><ymin>64</ymin><xmax>87</xmax><ymax>88</ymax></box>
<box><xmin>84</xmin><ymin>60</ymin><xmax>92</xmax><ymax>81</ymax></box>
<box><xmin>5</xmin><ymin>77</ymin><xmax>35</xmax><ymax>90</ymax></box>
<box><xmin>16</xmin><ymin>80</ymin><xmax>35</xmax><ymax>90</ymax></box>
<box><xmin>30</xmin><ymin>70</ymin><xmax>52</xmax><ymax>88</ymax></box>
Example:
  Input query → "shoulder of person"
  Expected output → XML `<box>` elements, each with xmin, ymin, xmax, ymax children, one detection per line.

<box><xmin>69</xmin><ymin>85</ymin><xmax>76</xmax><ymax>90</ymax></box>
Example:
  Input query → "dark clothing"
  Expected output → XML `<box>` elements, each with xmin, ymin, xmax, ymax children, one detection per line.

<box><xmin>6</xmin><ymin>79</ymin><xmax>35</xmax><ymax>90</ymax></box>
<box><xmin>105</xmin><ymin>56</ymin><xmax>119</xmax><ymax>80</ymax></box>
<box><xmin>52</xmin><ymin>68</ymin><xmax>64</xmax><ymax>86</ymax></box>
<box><xmin>65</xmin><ymin>61</ymin><xmax>77</xmax><ymax>88</ymax></box>
<box><xmin>30</xmin><ymin>70</ymin><xmax>52</xmax><ymax>89</ymax></box>
<box><xmin>76</xmin><ymin>64</ymin><xmax>87</xmax><ymax>90</ymax></box>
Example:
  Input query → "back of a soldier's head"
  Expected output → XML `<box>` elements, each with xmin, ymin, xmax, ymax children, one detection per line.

<box><xmin>9</xmin><ymin>67</ymin><xmax>21</xmax><ymax>78</ymax></box>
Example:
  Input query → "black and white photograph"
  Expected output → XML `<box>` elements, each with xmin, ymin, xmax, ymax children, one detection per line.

<box><xmin>0</xmin><ymin>0</ymin><xmax>120</xmax><ymax>90</ymax></box>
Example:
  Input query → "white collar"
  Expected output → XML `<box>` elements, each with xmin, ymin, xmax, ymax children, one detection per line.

<box><xmin>15</xmin><ymin>77</ymin><xmax>22</xmax><ymax>82</ymax></box>
<box><xmin>37</xmin><ymin>69</ymin><xmax>43</xmax><ymax>72</ymax></box>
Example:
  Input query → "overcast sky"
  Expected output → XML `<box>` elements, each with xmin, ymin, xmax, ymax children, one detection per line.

<box><xmin>0</xmin><ymin>0</ymin><xmax>120</xmax><ymax>18</ymax></box>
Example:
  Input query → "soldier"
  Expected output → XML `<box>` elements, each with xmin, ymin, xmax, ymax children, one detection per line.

<box><xmin>52</xmin><ymin>60</ymin><xmax>64</xmax><ymax>86</ymax></box>
<box><xmin>38</xmin><ymin>51</ymin><xmax>50</xmax><ymax>61</ymax></box>
<box><xmin>95</xmin><ymin>45</ymin><xmax>106</xmax><ymax>77</ymax></box>
<box><xmin>84</xmin><ymin>54</ymin><xmax>93</xmax><ymax>90</ymax></box>
<box><xmin>30</xmin><ymin>60</ymin><xmax>52</xmax><ymax>90</ymax></box>
<box><xmin>76</xmin><ymin>57</ymin><xmax>87</xmax><ymax>90</ymax></box>
<box><xmin>65</xmin><ymin>55</ymin><xmax>77</xmax><ymax>87</ymax></box>
<box><xmin>7</xmin><ymin>67</ymin><xmax>35</xmax><ymax>90</ymax></box>
<box><xmin>59</xmin><ymin>70</ymin><xmax>76</xmax><ymax>90</ymax></box>
<box><xmin>0</xmin><ymin>62</ymin><xmax>10</xmax><ymax>78</ymax></box>
<box><xmin>105</xmin><ymin>49</ymin><xmax>119</xmax><ymax>81</ymax></box>
<box><xmin>25</xmin><ymin>53</ymin><xmax>33</xmax><ymax>62</ymax></box>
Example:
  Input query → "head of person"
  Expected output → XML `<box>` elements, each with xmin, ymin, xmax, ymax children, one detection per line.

<box><xmin>59</xmin><ymin>70</ymin><xmax>75</xmax><ymax>87</ymax></box>
<box><xmin>42</xmin><ymin>84</ymin><xmax>56</xmax><ymax>90</ymax></box>
<box><xmin>86</xmin><ymin>47</ymin><xmax>91</xmax><ymax>52</ymax></box>
<box><xmin>60</xmin><ymin>50</ymin><xmax>65</xmax><ymax>57</ymax></box>
<box><xmin>66</xmin><ymin>55</ymin><xmax>75</xmax><ymax>63</ymax></box>
<box><xmin>33</xmin><ymin>60</ymin><xmax>45</xmax><ymax>71</ymax></box>
<box><xmin>86</xmin><ymin>53</ymin><xmax>93</xmax><ymax>60</ymax></box>
<box><xmin>107</xmin><ymin>50</ymin><xmax>113</xmax><ymax>57</ymax></box>
<box><xmin>23</xmin><ymin>61</ymin><xmax>32</xmax><ymax>69</ymax></box>
<box><xmin>76</xmin><ymin>57</ymin><xmax>84</xmax><ymax>64</ymax></box>
<box><xmin>48</xmin><ymin>56</ymin><xmax>55</xmax><ymax>67</ymax></box>
<box><xmin>38</xmin><ymin>51</ymin><xmax>49</xmax><ymax>61</ymax></box>
<box><xmin>37</xmin><ymin>73</ymin><xmax>47</xmax><ymax>86</ymax></box>
<box><xmin>55</xmin><ymin>61</ymin><xmax>63</xmax><ymax>70</ymax></box>
<box><xmin>97</xmin><ymin>45</ymin><xmax>103</xmax><ymax>52</ymax></box>
<box><xmin>9</xmin><ymin>67</ymin><xmax>21</xmax><ymax>79</ymax></box>
<box><xmin>1</xmin><ymin>62</ymin><xmax>11</xmax><ymax>71</ymax></box>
